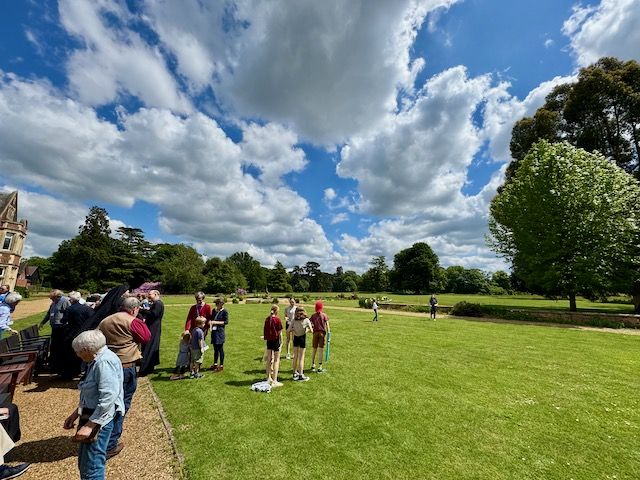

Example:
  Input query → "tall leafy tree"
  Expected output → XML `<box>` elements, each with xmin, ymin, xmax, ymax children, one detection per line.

<box><xmin>203</xmin><ymin>257</ymin><xmax>247</xmax><ymax>293</ymax></box>
<box><xmin>390</xmin><ymin>244</ymin><xmax>440</xmax><ymax>294</ymax></box>
<box><xmin>489</xmin><ymin>141</ymin><xmax>640</xmax><ymax>311</ymax></box>
<box><xmin>227</xmin><ymin>252</ymin><xmax>267</xmax><ymax>291</ymax></box>
<box><xmin>154</xmin><ymin>244</ymin><xmax>206</xmax><ymax>293</ymax></box>
<box><xmin>508</xmin><ymin>57</ymin><xmax>640</xmax><ymax>181</ymax></box>
<box><xmin>49</xmin><ymin>206</ymin><xmax>115</xmax><ymax>290</ymax></box>
<box><xmin>267</xmin><ymin>261</ymin><xmax>292</xmax><ymax>292</ymax></box>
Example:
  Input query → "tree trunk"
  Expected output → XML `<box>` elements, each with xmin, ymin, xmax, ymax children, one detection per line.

<box><xmin>569</xmin><ymin>292</ymin><xmax>577</xmax><ymax>312</ymax></box>
<box><xmin>633</xmin><ymin>293</ymin><xmax>640</xmax><ymax>314</ymax></box>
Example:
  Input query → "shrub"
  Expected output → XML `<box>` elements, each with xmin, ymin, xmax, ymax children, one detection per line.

<box><xmin>15</xmin><ymin>286</ymin><xmax>30</xmax><ymax>298</ymax></box>
<box><xmin>451</xmin><ymin>301</ymin><xmax>483</xmax><ymax>317</ymax></box>
<box><xmin>488</xmin><ymin>285</ymin><xmax>508</xmax><ymax>296</ymax></box>
<box><xmin>302</xmin><ymin>295</ymin><xmax>310</xmax><ymax>302</ymax></box>
<box><xmin>232</xmin><ymin>298</ymin><xmax>239</xmax><ymax>304</ymax></box>
<box><xmin>272</xmin><ymin>297</ymin><xmax>279</xmax><ymax>304</ymax></box>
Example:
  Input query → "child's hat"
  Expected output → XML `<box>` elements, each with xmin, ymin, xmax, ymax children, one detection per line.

<box><xmin>315</xmin><ymin>301</ymin><xmax>323</xmax><ymax>312</ymax></box>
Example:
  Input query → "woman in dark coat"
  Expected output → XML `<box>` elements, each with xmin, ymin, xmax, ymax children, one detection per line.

<box><xmin>57</xmin><ymin>291</ymin><xmax>95</xmax><ymax>379</ymax></box>
<box><xmin>138</xmin><ymin>290</ymin><xmax>164</xmax><ymax>376</ymax></box>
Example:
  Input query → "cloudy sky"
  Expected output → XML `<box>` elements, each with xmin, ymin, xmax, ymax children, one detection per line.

<box><xmin>1</xmin><ymin>0</ymin><xmax>638</xmax><ymax>273</ymax></box>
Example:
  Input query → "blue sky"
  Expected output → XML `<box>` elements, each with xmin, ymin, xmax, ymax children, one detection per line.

<box><xmin>0</xmin><ymin>0</ymin><xmax>638</xmax><ymax>273</ymax></box>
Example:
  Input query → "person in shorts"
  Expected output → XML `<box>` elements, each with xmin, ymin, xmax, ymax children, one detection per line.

<box><xmin>263</xmin><ymin>305</ymin><xmax>283</xmax><ymax>387</ymax></box>
<box><xmin>287</xmin><ymin>306</ymin><xmax>313</xmax><ymax>382</ymax></box>
<box><xmin>283</xmin><ymin>297</ymin><xmax>297</xmax><ymax>360</ymax></box>
<box><xmin>190</xmin><ymin>317</ymin><xmax>206</xmax><ymax>379</ymax></box>
<box><xmin>309</xmin><ymin>301</ymin><xmax>330</xmax><ymax>373</ymax></box>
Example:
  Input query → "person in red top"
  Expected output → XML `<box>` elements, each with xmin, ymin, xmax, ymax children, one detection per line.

<box><xmin>310</xmin><ymin>301</ymin><xmax>330</xmax><ymax>373</ymax></box>
<box><xmin>184</xmin><ymin>292</ymin><xmax>212</xmax><ymax>335</ymax></box>
<box><xmin>263</xmin><ymin>304</ymin><xmax>283</xmax><ymax>387</ymax></box>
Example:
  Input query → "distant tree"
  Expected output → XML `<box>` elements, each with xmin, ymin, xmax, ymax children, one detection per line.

<box><xmin>445</xmin><ymin>266</ymin><xmax>490</xmax><ymax>294</ymax></box>
<box><xmin>154</xmin><ymin>244</ymin><xmax>206</xmax><ymax>293</ymax></box>
<box><xmin>49</xmin><ymin>206</ymin><xmax>115</xmax><ymax>290</ymax></box>
<box><xmin>334</xmin><ymin>267</ymin><xmax>359</xmax><ymax>292</ymax></box>
<box><xmin>267</xmin><ymin>261</ymin><xmax>292</xmax><ymax>292</ymax></box>
<box><xmin>508</xmin><ymin>57</ymin><xmax>640</xmax><ymax>181</ymax></box>
<box><xmin>491</xmin><ymin>270</ymin><xmax>512</xmax><ymax>292</ymax></box>
<box><xmin>489</xmin><ymin>141</ymin><xmax>640</xmax><ymax>311</ymax></box>
<box><xmin>203</xmin><ymin>257</ymin><xmax>247</xmax><ymax>293</ymax></box>
<box><xmin>359</xmin><ymin>256</ymin><xmax>390</xmax><ymax>292</ymax></box>
<box><xmin>390</xmin><ymin>244</ymin><xmax>439</xmax><ymax>294</ymax></box>
<box><xmin>227</xmin><ymin>252</ymin><xmax>267</xmax><ymax>292</ymax></box>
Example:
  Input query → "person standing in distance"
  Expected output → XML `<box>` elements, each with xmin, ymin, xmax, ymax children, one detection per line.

<box><xmin>372</xmin><ymin>299</ymin><xmax>378</xmax><ymax>322</ymax></box>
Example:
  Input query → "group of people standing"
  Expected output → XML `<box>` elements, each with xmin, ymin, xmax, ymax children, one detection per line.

<box><xmin>171</xmin><ymin>293</ymin><xmax>228</xmax><ymax>380</ymax></box>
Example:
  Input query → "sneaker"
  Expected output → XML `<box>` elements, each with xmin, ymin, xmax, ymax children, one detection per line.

<box><xmin>0</xmin><ymin>463</ymin><xmax>30</xmax><ymax>479</ymax></box>
<box><xmin>209</xmin><ymin>364</ymin><xmax>218</xmax><ymax>371</ymax></box>
<box><xmin>285</xmin><ymin>353</ymin><xmax>291</xmax><ymax>360</ymax></box>
<box><xmin>311</xmin><ymin>365</ymin><xmax>316</xmax><ymax>372</ymax></box>
<box><xmin>293</xmin><ymin>371</ymin><xmax>300</xmax><ymax>380</ymax></box>
<box><xmin>107</xmin><ymin>442</ymin><xmax>125</xmax><ymax>459</ymax></box>
<box><xmin>214</xmin><ymin>366</ymin><xmax>224</xmax><ymax>373</ymax></box>
<box><xmin>193</xmin><ymin>373</ymin><xmax>204</xmax><ymax>379</ymax></box>
<box><xmin>317</xmin><ymin>367</ymin><xmax>324</xmax><ymax>373</ymax></box>
<box><xmin>299</xmin><ymin>374</ymin><xmax>310</xmax><ymax>382</ymax></box>
<box><xmin>271</xmin><ymin>381</ymin><xmax>284</xmax><ymax>387</ymax></box>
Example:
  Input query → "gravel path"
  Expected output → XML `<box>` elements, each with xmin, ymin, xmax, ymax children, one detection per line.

<box><xmin>6</xmin><ymin>376</ymin><xmax>181</xmax><ymax>479</ymax></box>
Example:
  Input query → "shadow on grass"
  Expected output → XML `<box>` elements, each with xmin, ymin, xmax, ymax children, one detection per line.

<box><xmin>225</xmin><ymin>379</ymin><xmax>258</xmax><ymax>387</ymax></box>
<box><xmin>7</xmin><ymin>435</ymin><xmax>77</xmax><ymax>463</ymax></box>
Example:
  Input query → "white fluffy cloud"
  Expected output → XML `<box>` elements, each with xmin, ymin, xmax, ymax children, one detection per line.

<box><xmin>563</xmin><ymin>0</ymin><xmax>640</xmax><ymax>67</ymax></box>
<box><xmin>59</xmin><ymin>0</ymin><xmax>191</xmax><ymax>112</ymax></box>
<box><xmin>0</xmin><ymin>73</ymin><xmax>335</xmax><ymax>265</ymax></box>
<box><xmin>143</xmin><ymin>0</ymin><xmax>458</xmax><ymax>144</ymax></box>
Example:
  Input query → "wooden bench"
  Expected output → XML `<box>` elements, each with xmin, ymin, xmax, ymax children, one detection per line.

<box><xmin>0</xmin><ymin>339</ymin><xmax>38</xmax><ymax>385</ymax></box>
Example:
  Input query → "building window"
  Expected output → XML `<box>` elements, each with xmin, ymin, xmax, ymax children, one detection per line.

<box><xmin>0</xmin><ymin>267</ymin><xmax>4</xmax><ymax>280</ymax></box>
<box><xmin>2</xmin><ymin>233</ymin><xmax>15</xmax><ymax>250</ymax></box>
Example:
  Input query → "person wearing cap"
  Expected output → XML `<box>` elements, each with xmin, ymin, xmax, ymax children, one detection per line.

<box><xmin>208</xmin><ymin>298</ymin><xmax>228</xmax><ymax>372</ymax></box>
<box><xmin>309</xmin><ymin>301</ymin><xmax>330</xmax><ymax>373</ymax></box>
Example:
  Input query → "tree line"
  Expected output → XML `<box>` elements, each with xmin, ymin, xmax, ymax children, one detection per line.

<box><xmin>24</xmin><ymin>207</ymin><xmax>512</xmax><ymax>295</ymax></box>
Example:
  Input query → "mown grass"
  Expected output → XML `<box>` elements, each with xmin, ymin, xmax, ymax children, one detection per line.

<box><xmin>150</xmin><ymin>303</ymin><xmax>640</xmax><ymax>480</ymax></box>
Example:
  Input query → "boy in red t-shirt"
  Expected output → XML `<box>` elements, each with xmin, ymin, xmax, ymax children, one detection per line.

<box><xmin>309</xmin><ymin>301</ymin><xmax>330</xmax><ymax>373</ymax></box>
<box><xmin>263</xmin><ymin>305</ymin><xmax>284</xmax><ymax>387</ymax></box>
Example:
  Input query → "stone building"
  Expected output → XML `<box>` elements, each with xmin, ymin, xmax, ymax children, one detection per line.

<box><xmin>0</xmin><ymin>192</ymin><xmax>28</xmax><ymax>291</ymax></box>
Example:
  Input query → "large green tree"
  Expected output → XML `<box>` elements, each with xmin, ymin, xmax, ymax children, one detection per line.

<box><xmin>389</xmin><ymin>244</ymin><xmax>440</xmax><ymax>294</ymax></box>
<box><xmin>508</xmin><ymin>57</ymin><xmax>640</xmax><ymax>181</ymax></box>
<box><xmin>267</xmin><ymin>261</ymin><xmax>292</xmax><ymax>292</ymax></box>
<box><xmin>49</xmin><ymin>206</ymin><xmax>115</xmax><ymax>290</ymax></box>
<box><xmin>154</xmin><ymin>244</ymin><xmax>206</xmax><ymax>293</ymax></box>
<box><xmin>489</xmin><ymin>141</ymin><xmax>640</xmax><ymax>311</ymax></box>
<box><xmin>359</xmin><ymin>256</ymin><xmax>390</xmax><ymax>292</ymax></box>
<box><xmin>227</xmin><ymin>252</ymin><xmax>267</xmax><ymax>292</ymax></box>
<box><xmin>203</xmin><ymin>257</ymin><xmax>247</xmax><ymax>293</ymax></box>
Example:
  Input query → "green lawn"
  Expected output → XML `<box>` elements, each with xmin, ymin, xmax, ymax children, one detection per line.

<box><xmin>150</xmin><ymin>303</ymin><xmax>640</xmax><ymax>480</ymax></box>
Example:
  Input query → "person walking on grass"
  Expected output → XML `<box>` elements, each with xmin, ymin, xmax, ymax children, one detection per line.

<box><xmin>310</xmin><ymin>301</ymin><xmax>330</xmax><ymax>373</ymax></box>
<box><xmin>283</xmin><ymin>297</ymin><xmax>297</xmax><ymax>360</ymax></box>
<box><xmin>209</xmin><ymin>298</ymin><xmax>228</xmax><ymax>372</ymax></box>
<box><xmin>372</xmin><ymin>299</ymin><xmax>378</xmax><ymax>322</ymax></box>
<box><xmin>429</xmin><ymin>294</ymin><xmax>438</xmax><ymax>320</ymax></box>
<box><xmin>263</xmin><ymin>305</ymin><xmax>283</xmax><ymax>387</ymax></box>
<box><xmin>287</xmin><ymin>306</ymin><xmax>313</xmax><ymax>382</ymax></box>
<box><xmin>190</xmin><ymin>317</ymin><xmax>206</xmax><ymax>379</ymax></box>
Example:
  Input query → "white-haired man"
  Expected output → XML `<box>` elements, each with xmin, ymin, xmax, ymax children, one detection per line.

<box><xmin>98</xmin><ymin>296</ymin><xmax>150</xmax><ymax>458</ymax></box>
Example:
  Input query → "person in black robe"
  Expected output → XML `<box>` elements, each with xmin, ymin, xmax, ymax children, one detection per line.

<box><xmin>138</xmin><ymin>290</ymin><xmax>164</xmax><ymax>376</ymax></box>
<box><xmin>80</xmin><ymin>285</ymin><xmax>129</xmax><ymax>332</ymax></box>
<box><xmin>56</xmin><ymin>292</ymin><xmax>95</xmax><ymax>379</ymax></box>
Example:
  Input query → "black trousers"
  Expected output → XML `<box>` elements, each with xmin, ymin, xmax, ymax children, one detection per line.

<box><xmin>0</xmin><ymin>403</ymin><xmax>20</xmax><ymax>442</ymax></box>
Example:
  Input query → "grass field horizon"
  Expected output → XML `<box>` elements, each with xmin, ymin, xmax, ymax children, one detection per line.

<box><xmin>11</xmin><ymin>298</ymin><xmax>640</xmax><ymax>479</ymax></box>
<box><xmin>149</xmin><ymin>303</ymin><xmax>640</xmax><ymax>479</ymax></box>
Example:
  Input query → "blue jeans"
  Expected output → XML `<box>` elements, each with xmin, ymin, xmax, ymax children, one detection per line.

<box><xmin>106</xmin><ymin>366</ymin><xmax>137</xmax><ymax>451</ymax></box>
<box><xmin>78</xmin><ymin>415</ymin><xmax>116</xmax><ymax>480</ymax></box>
